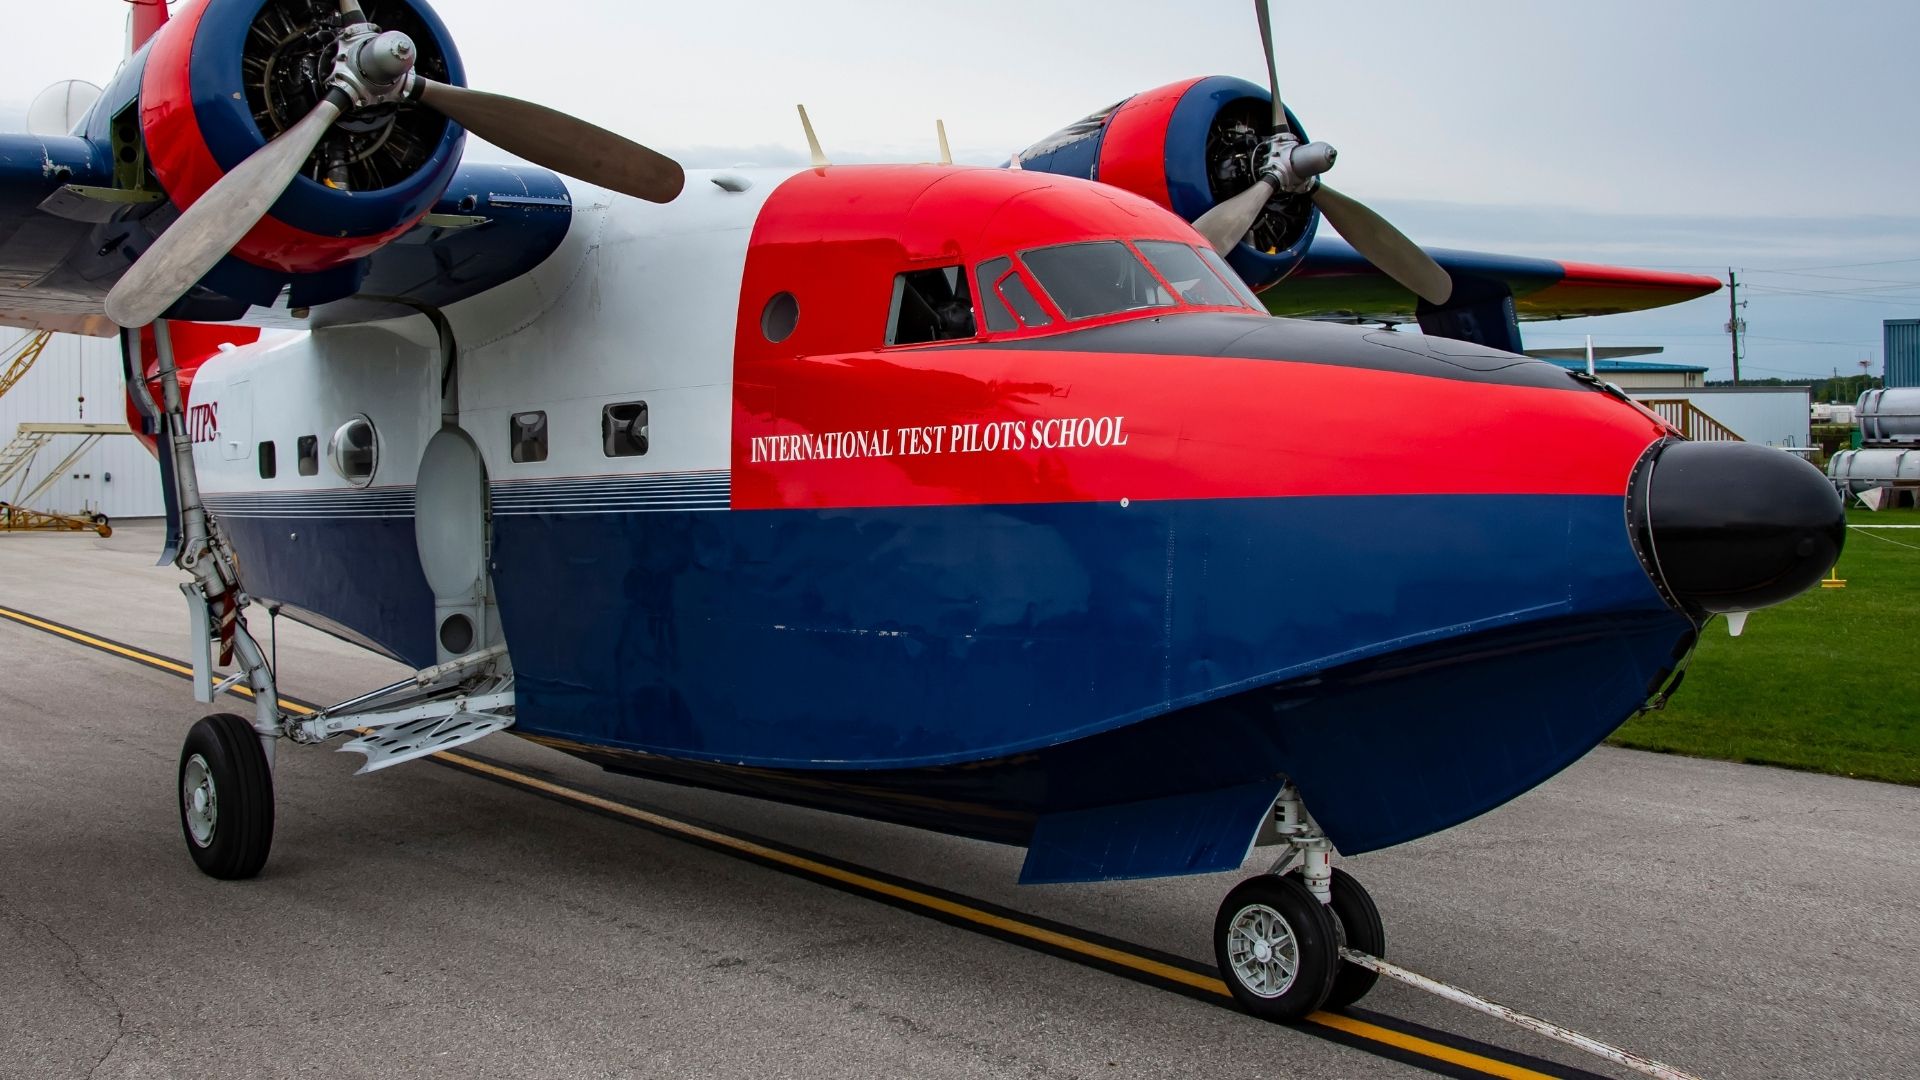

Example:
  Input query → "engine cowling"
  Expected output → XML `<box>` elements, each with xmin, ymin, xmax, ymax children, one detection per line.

<box><xmin>136</xmin><ymin>0</ymin><xmax>466</xmax><ymax>307</ymax></box>
<box><xmin>1015</xmin><ymin>76</ymin><xmax>1316</xmax><ymax>292</ymax></box>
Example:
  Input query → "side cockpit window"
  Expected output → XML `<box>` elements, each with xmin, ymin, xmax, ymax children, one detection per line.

<box><xmin>1136</xmin><ymin>241</ymin><xmax>1249</xmax><ymax>309</ymax></box>
<box><xmin>975</xmin><ymin>257</ymin><xmax>1054</xmax><ymax>332</ymax></box>
<box><xmin>887</xmin><ymin>266</ymin><xmax>975</xmax><ymax>345</ymax></box>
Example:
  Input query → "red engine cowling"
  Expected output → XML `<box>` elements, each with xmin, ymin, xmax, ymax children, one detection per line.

<box><xmin>134</xmin><ymin>0</ymin><xmax>466</xmax><ymax>302</ymax></box>
<box><xmin>1014</xmin><ymin>76</ymin><xmax>1317</xmax><ymax>291</ymax></box>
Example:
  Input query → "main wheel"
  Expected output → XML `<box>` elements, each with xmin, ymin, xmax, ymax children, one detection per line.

<box><xmin>1307</xmin><ymin>867</ymin><xmax>1384</xmax><ymax>1011</ymax></box>
<box><xmin>1214</xmin><ymin>874</ymin><xmax>1339</xmax><ymax>1021</ymax></box>
<box><xmin>179</xmin><ymin>713</ymin><xmax>274</xmax><ymax>879</ymax></box>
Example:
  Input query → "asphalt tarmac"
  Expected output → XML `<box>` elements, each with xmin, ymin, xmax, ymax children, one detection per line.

<box><xmin>3</xmin><ymin>523</ymin><xmax>1917</xmax><ymax>1079</ymax></box>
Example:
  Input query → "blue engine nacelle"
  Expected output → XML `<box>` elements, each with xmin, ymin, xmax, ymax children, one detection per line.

<box><xmin>1013</xmin><ymin>75</ymin><xmax>1317</xmax><ymax>293</ymax></box>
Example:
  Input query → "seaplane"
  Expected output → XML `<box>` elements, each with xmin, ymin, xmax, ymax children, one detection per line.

<box><xmin>0</xmin><ymin>0</ymin><xmax>1845</xmax><ymax>1021</ymax></box>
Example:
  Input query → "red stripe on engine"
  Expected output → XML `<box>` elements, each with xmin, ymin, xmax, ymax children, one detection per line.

<box><xmin>1093</xmin><ymin>78</ymin><xmax>1205</xmax><ymax>211</ymax></box>
<box><xmin>731</xmin><ymin>348</ymin><xmax>1667</xmax><ymax>511</ymax></box>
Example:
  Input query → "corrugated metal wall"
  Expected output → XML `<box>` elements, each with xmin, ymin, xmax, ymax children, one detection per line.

<box><xmin>0</xmin><ymin>328</ymin><xmax>164</xmax><ymax>518</ymax></box>
<box><xmin>1885</xmin><ymin>319</ymin><xmax>1920</xmax><ymax>389</ymax></box>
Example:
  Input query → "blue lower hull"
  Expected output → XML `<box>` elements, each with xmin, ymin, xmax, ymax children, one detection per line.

<box><xmin>221</xmin><ymin>491</ymin><xmax>1694</xmax><ymax>878</ymax></box>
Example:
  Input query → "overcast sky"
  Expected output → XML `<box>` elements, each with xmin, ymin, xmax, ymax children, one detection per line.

<box><xmin>9</xmin><ymin>0</ymin><xmax>1918</xmax><ymax>382</ymax></box>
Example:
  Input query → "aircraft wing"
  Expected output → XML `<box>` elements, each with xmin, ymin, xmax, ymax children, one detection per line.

<box><xmin>0</xmin><ymin>131</ymin><xmax>573</xmax><ymax>337</ymax></box>
<box><xmin>1265</xmin><ymin>236</ymin><xmax>1722</xmax><ymax>324</ymax></box>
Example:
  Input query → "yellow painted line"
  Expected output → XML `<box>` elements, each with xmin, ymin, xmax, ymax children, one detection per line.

<box><xmin>1</xmin><ymin>601</ymin><xmax>1570</xmax><ymax>1080</ymax></box>
<box><xmin>440</xmin><ymin>750</ymin><xmax>1563</xmax><ymax>1080</ymax></box>
<box><xmin>1312</xmin><ymin>1012</ymin><xmax>1563</xmax><ymax>1080</ymax></box>
<box><xmin>437</xmin><ymin>751</ymin><xmax>1229</xmax><ymax>993</ymax></box>
<box><xmin>0</xmin><ymin>606</ymin><xmax>194</xmax><ymax>676</ymax></box>
<box><xmin>0</xmin><ymin>605</ymin><xmax>314</xmax><ymax>715</ymax></box>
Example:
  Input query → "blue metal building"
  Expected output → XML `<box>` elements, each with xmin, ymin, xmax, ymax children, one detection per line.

<box><xmin>1886</xmin><ymin>319</ymin><xmax>1920</xmax><ymax>388</ymax></box>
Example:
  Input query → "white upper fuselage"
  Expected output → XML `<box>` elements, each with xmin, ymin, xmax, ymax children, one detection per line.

<box><xmin>190</xmin><ymin>168</ymin><xmax>804</xmax><ymax>499</ymax></box>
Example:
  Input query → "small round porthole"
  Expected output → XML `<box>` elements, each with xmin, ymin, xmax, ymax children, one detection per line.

<box><xmin>328</xmin><ymin>415</ymin><xmax>378</xmax><ymax>487</ymax></box>
<box><xmin>761</xmin><ymin>291</ymin><xmax>799</xmax><ymax>343</ymax></box>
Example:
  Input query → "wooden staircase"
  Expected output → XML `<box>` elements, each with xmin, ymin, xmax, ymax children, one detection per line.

<box><xmin>1639</xmin><ymin>399</ymin><xmax>1744</xmax><ymax>442</ymax></box>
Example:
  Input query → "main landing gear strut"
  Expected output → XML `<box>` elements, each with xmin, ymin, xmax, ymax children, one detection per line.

<box><xmin>139</xmin><ymin>320</ymin><xmax>514</xmax><ymax>881</ymax></box>
<box><xmin>1213</xmin><ymin>782</ymin><xmax>1384</xmax><ymax>1020</ymax></box>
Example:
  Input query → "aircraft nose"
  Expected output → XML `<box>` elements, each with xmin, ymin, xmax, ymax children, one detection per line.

<box><xmin>1640</xmin><ymin>441</ymin><xmax>1845</xmax><ymax>615</ymax></box>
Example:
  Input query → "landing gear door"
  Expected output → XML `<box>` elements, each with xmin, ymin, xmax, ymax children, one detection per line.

<box><xmin>415</xmin><ymin>427</ymin><xmax>497</xmax><ymax>663</ymax></box>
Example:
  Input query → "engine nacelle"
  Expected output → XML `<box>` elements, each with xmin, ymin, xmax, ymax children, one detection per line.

<box><xmin>136</xmin><ymin>0</ymin><xmax>466</xmax><ymax>307</ymax></box>
<box><xmin>1015</xmin><ymin>76</ymin><xmax>1316</xmax><ymax>292</ymax></box>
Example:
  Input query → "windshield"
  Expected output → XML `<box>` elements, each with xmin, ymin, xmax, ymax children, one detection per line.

<box><xmin>1136</xmin><ymin>241</ymin><xmax>1259</xmax><ymax>310</ymax></box>
<box><xmin>1020</xmin><ymin>241</ymin><xmax>1175</xmax><ymax>321</ymax></box>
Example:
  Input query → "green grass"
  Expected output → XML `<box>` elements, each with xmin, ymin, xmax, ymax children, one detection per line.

<box><xmin>1608</xmin><ymin>505</ymin><xmax>1920</xmax><ymax>784</ymax></box>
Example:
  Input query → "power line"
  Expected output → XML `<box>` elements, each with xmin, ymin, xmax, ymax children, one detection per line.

<box><xmin>1740</xmin><ymin>286</ymin><xmax>1920</xmax><ymax>307</ymax></box>
<box><xmin>1741</xmin><ymin>256</ymin><xmax>1920</xmax><ymax>273</ymax></box>
<box><xmin>1743</xmin><ymin>282</ymin><xmax>1920</xmax><ymax>297</ymax></box>
<box><xmin>1743</xmin><ymin>268</ymin><xmax>1920</xmax><ymax>286</ymax></box>
<box><xmin>1747</xmin><ymin>334</ymin><xmax>1881</xmax><ymax>347</ymax></box>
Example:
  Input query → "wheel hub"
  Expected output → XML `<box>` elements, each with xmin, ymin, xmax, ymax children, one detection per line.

<box><xmin>1226</xmin><ymin>902</ymin><xmax>1298</xmax><ymax>998</ymax></box>
<box><xmin>182</xmin><ymin>753</ymin><xmax>217</xmax><ymax>848</ymax></box>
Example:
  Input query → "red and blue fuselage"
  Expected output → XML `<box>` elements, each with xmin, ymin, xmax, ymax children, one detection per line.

<box><xmin>480</xmin><ymin>168</ymin><xmax>1713</xmax><ymax>883</ymax></box>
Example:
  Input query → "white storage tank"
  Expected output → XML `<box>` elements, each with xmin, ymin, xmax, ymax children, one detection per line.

<box><xmin>1828</xmin><ymin>447</ymin><xmax>1920</xmax><ymax>495</ymax></box>
<box><xmin>1857</xmin><ymin>388</ymin><xmax>1920</xmax><ymax>444</ymax></box>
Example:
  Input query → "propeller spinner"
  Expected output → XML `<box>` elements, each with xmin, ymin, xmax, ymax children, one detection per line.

<box><xmin>105</xmin><ymin>2</ymin><xmax>685</xmax><ymax>328</ymax></box>
<box><xmin>1191</xmin><ymin>0</ymin><xmax>1453</xmax><ymax>307</ymax></box>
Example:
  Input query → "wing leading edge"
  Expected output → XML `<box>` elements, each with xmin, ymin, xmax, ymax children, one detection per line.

<box><xmin>1266</xmin><ymin>236</ymin><xmax>1722</xmax><ymax>325</ymax></box>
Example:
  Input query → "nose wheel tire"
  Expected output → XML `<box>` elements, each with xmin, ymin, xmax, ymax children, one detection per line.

<box><xmin>1305</xmin><ymin>867</ymin><xmax>1384</xmax><ymax>1011</ymax></box>
<box><xmin>1214</xmin><ymin>873</ymin><xmax>1339</xmax><ymax>1021</ymax></box>
<box><xmin>178</xmin><ymin>713</ymin><xmax>275</xmax><ymax>880</ymax></box>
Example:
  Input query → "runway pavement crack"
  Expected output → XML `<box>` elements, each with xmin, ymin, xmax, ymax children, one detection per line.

<box><xmin>0</xmin><ymin>891</ymin><xmax>131</xmax><ymax>1080</ymax></box>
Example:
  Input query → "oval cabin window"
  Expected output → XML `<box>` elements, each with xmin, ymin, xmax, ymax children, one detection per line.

<box><xmin>761</xmin><ymin>291</ymin><xmax>799</xmax><ymax>343</ymax></box>
<box><xmin>328</xmin><ymin>415</ymin><xmax>378</xmax><ymax>487</ymax></box>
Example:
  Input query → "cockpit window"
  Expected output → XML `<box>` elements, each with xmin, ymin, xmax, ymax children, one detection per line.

<box><xmin>888</xmin><ymin>266</ymin><xmax>976</xmax><ymax>345</ymax></box>
<box><xmin>1196</xmin><ymin>246</ymin><xmax>1267</xmax><ymax>310</ymax></box>
<box><xmin>1020</xmin><ymin>241</ymin><xmax>1175</xmax><ymax>321</ymax></box>
<box><xmin>1136</xmin><ymin>241</ymin><xmax>1253</xmax><ymax>310</ymax></box>
<box><xmin>998</xmin><ymin>273</ymin><xmax>1053</xmax><ymax>328</ymax></box>
<box><xmin>975</xmin><ymin>258</ymin><xmax>1018</xmax><ymax>332</ymax></box>
<box><xmin>975</xmin><ymin>257</ymin><xmax>1054</xmax><ymax>332</ymax></box>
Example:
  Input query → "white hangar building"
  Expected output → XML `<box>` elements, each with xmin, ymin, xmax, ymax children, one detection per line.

<box><xmin>0</xmin><ymin>328</ymin><xmax>164</xmax><ymax>521</ymax></box>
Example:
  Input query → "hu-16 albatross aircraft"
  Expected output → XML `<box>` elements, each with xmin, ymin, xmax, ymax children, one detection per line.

<box><xmin>0</xmin><ymin>0</ymin><xmax>1844</xmax><ymax>1020</ymax></box>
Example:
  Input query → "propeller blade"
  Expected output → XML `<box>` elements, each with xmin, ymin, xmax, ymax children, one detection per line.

<box><xmin>1254</xmin><ymin>0</ymin><xmax>1287</xmax><ymax>136</ymax></box>
<box><xmin>1192</xmin><ymin>178</ymin><xmax>1276</xmax><ymax>257</ymax></box>
<box><xmin>1312</xmin><ymin>184</ymin><xmax>1453</xmax><ymax>306</ymax></box>
<box><xmin>106</xmin><ymin>95</ymin><xmax>344</xmax><ymax>328</ymax></box>
<box><xmin>413</xmin><ymin>80</ymin><xmax>684</xmax><ymax>204</ymax></box>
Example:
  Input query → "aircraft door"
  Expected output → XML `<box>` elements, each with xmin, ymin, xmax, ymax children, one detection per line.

<box><xmin>414</xmin><ymin>427</ymin><xmax>498</xmax><ymax>663</ymax></box>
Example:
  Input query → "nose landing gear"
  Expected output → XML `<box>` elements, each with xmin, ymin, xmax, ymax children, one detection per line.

<box><xmin>1214</xmin><ymin>783</ymin><xmax>1383</xmax><ymax>1020</ymax></box>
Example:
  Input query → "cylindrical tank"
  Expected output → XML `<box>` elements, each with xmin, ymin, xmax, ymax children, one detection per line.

<box><xmin>1827</xmin><ymin>447</ymin><xmax>1920</xmax><ymax>492</ymax></box>
<box><xmin>1858</xmin><ymin>388</ymin><xmax>1920</xmax><ymax>443</ymax></box>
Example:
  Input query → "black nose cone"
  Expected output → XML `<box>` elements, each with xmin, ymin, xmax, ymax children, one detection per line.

<box><xmin>1640</xmin><ymin>441</ymin><xmax>1845</xmax><ymax>614</ymax></box>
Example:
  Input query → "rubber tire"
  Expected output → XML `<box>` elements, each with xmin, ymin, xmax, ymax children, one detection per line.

<box><xmin>179</xmin><ymin>713</ymin><xmax>274</xmax><ymax>880</ymax></box>
<box><xmin>1308</xmin><ymin>867</ymin><xmax>1384</xmax><ymax>1011</ymax></box>
<box><xmin>1214</xmin><ymin>874</ymin><xmax>1339</xmax><ymax>1022</ymax></box>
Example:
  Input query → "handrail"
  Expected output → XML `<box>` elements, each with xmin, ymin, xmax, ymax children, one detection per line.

<box><xmin>1638</xmin><ymin>399</ymin><xmax>1744</xmax><ymax>442</ymax></box>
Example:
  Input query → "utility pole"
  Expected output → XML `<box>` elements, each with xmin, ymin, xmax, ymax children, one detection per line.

<box><xmin>1725</xmin><ymin>268</ymin><xmax>1747</xmax><ymax>386</ymax></box>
